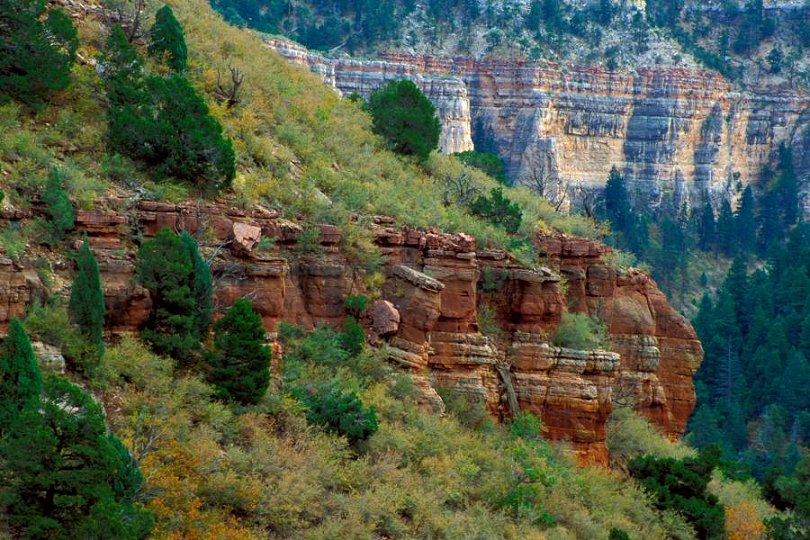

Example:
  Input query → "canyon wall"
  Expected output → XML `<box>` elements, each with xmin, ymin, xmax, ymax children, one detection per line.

<box><xmin>267</xmin><ymin>38</ymin><xmax>810</xmax><ymax>213</ymax></box>
<box><xmin>0</xmin><ymin>202</ymin><xmax>702</xmax><ymax>464</ymax></box>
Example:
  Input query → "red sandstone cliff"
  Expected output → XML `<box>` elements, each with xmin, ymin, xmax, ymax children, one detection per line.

<box><xmin>0</xmin><ymin>201</ymin><xmax>702</xmax><ymax>464</ymax></box>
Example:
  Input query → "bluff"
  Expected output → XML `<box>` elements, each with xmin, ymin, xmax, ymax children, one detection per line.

<box><xmin>0</xmin><ymin>201</ymin><xmax>702</xmax><ymax>465</ymax></box>
<box><xmin>267</xmin><ymin>38</ymin><xmax>810</xmax><ymax>213</ymax></box>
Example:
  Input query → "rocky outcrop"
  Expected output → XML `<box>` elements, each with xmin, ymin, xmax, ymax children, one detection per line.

<box><xmin>0</xmin><ymin>201</ymin><xmax>702</xmax><ymax>464</ymax></box>
<box><xmin>267</xmin><ymin>38</ymin><xmax>810</xmax><ymax>213</ymax></box>
<box><xmin>535</xmin><ymin>234</ymin><xmax>703</xmax><ymax>438</ymax></box>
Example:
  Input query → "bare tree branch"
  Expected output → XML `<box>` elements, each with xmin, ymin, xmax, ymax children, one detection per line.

<box><xmin>215</xmin><ymin>66</ymin><xmax>245</xmax><ymax>109</ymax></box>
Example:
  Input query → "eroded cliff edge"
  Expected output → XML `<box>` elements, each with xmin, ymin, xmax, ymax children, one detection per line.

<box><xmin>267</xmin><ymin>38</ymin><xmax>810</xmax><ymax>214</ymax></box>
<box><xmin>0</xmin><ymin>202</ymin><xmax>702</xmax><ymax>464</ymax></box>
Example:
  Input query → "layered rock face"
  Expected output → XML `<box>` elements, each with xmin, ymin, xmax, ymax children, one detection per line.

<box><xmin>0</xmin><ymin>202</ymin><xmax>701</xmax><ymax>464</ymax></box>
<box><xmin>267</xmin><ymin>38</ymin><xmax>810</xmax><ymax>212</ymax></box>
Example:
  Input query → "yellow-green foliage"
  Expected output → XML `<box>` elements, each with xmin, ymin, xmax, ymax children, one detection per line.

<box><xmin>606</xmin><ymin>406</ymin><xmax>695</xmax><ymax>468</ymax></box>
<box><xmin>162</xmin><ymin>0</ymin><xmax>599</xmax><ymax>258</ymax></box>
<box><xmin>708</xmin><ymin>471</ymin><xmax>775</xmax><ymax>540</ymax></box>
<box><xmin>98</xmin><ymin>334</ymin><xmax>695</xmax><ymax>539</ymax></box>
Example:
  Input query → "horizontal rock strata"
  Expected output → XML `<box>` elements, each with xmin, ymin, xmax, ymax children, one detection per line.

<box><xmin>267</xmin><ymin>38</ymin><xmax>810</xmax><ymax>213</ymax></box>
<box><xmin>0</xmin><ymin>202</ymin><xmax>702</xmax><ymax>464</ymax></box>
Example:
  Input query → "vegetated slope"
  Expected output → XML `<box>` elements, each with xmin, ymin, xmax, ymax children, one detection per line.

<box><xmin>0</xmin><ymin>0</ymin><xmax>784</xmax><ymax>538</ymax></box>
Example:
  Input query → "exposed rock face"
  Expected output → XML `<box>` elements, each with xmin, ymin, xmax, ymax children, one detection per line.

<box><xmin>0</xmin><ymin>201</ymin><xmax>702</xmax><ymax>464</ymax></box>
<box><xmin>267</xmin><ymin>38</ymin><xmax>810</xmax><ymax>212</ymax></box>
<box><xmin>535</xmin><ymin>234</ymin><xmax>704</xmax><ymax>438</ymax></box>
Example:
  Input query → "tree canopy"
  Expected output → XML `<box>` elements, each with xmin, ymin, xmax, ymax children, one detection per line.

<box><xmin>366</xmin><ymin>80</ymin><xmax>440</xmax><ymax>161</ymax></box>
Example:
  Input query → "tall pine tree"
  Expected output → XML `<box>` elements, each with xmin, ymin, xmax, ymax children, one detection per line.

<box><xmin>136</xmin><ymin>228</ymin><xmax>197</xmax><ymax>360</ymax></box>
<box><xmin>735</xmin><ymin>185</ymin><xmax>756</xmax><ymax>254</ymax></box>
<box><xmin>717</xmin><ymin>198</ymin><xmax>736</xmax><ymax>256</ymax></box>
<box><xmin>69</xmin><ymin>239</ymin><xmax>106</xmax><ymax>356</ymax></box>
<box><xmin>0</xmin><ymin>318</ymin><xmax>41</xmax><ymax>434</ymax></box>
<box><xmin>148</xmin><ymin>5</ymin><xmax>188</xmax><ymax>72</ymax></box>
<box><xmin>205</xmin><ymin>298</ymin><xmax>270</xmax><ymax>404</ymax></box>
<box><xmin>180</xmin><ymin>232</ymin><xmax>213</xmax><ymax>340</ymax></box>
<box><xmin>698</xmin><ymin>202</ymin><xmax>716</xmax><ymax>251</ymax></box>
<box><xmin>604</xmin><ymin>166</ymin><xmax>632</xmax><ymax>234</ymax></box>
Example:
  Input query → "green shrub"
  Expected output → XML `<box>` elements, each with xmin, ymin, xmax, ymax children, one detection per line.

<box><xmin>470</xmin><ymin>187</ymin><xmax>522</xmax><ymax>234</ymax></box>
<box><xmin>340</xmin><ymin>316</ymin><xmax>366</xmax><ymax>357</ymax></box>
<box><xmin>551</xmin><ymin>312</ymin><xmax>610</xmax><ymax>350</ymax></box>
<box><xmin>0</xmin><ymin>227</ymin><xmax>26</xmax><ymax>261</ymax></box>
<box><xmin>343</xmin><ymin>294</ymin><xmax>369</xmax><ymax>317</ymax></box>
<box><xmin>300</xmin><ymin>382</ymin><xmax>378</xmax><ymax>443</ymax></box>
<box><xmin>607</xmin><ymin>406</ymin><xmax>694</xmax><ymax>467</ymax></box>
<box><xmin>25</xmin><ymin>299</ymin><xmax>100</xmax><ymax>376</ymax></box>
<box><xmin>454</xmin><ymin>151</ymin><xmax>507</xmax><ymax>183</ymax></box>
<box><xmin>205</xmin><ymin>298</ymin><xmax>270</xmax><ymax>404</ymax></box>
<box><xmin>609</xmin><ymin>528</ymin><xmax>631</xmax><ymax>540</ymax></box>
<box><xmin>437</xmin><ymin>385</ymin><xmax>492</xmax><ymax>430</ymax></box>
<box><xmin>366</xmin><ymin>80</ymin><xmax>440</xmax><ymax>161</ymax></box>
<box><xmin>477</xmin><ymin>303</ymin><xmax>501</xmax><ymax>338</ymax></box>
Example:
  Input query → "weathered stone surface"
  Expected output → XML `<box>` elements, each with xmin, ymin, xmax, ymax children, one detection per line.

<box><xmin>232</xmin><ymin>222</ymin><xmax>262</xmax><ymax>257</ymax></box>
<box><xmin>268</xmin><ymin>38</ymin><xmax>810</xmax><ymax>214</ymax></box>
<box><xmin>539</xmin><ymin>233</ymin><xmax>704</xmax><ymax>439</ymax></box>
<box><xmin>370</xmin><ymin>299</ymin><xmax>400</xmax><ymax>339</ymax></box>
<box><xmin>32</xmin><ymin>341</ymin><xmax>66</xmax><ymax>374</ymax></box>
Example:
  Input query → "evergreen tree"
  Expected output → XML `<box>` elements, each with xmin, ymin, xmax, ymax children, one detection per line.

<box><xmin>143</xmin><ymin>74</ymin><xmax>236</xmax><ymax>191</ymax></box>
<box><xmin>103</xmin><ymin>29</ymin><xmax>234</xmax><ymax>193</ymax></box>
<box><xmin>0</xmin><ymin>374</ymin><xmax>153</xmax><ymax>538</ymax></box>
<box><xmin>205</xmin><ymin>298</ymin><xmax>270</xmax><ymax>404</ymax></box>
<box><xmin>777</xmin><ymin>144</ymin><xmax>799</xmax><ymax>228</ymax></box>
<box><xmin>366</xmin><ymin>79</ymin><xmax>440</xmax><ymax>161</ymax></box>
<box><xmin>628</xmin><ymin>446</ymin><xmax>726</xmax><ymax>539</ymax></box>
<box><xmin>758</xmin><ymin>188</ymin><xmax>783</xmax><ymax>256</ymax></box>
<box><xmin>148</xmin><ymin>5</ymin><xmax>188</xmax><ymax>72</ymax></box>
<box><xmin>470</xmin><ymin>187</ymin><xmax>523</xmax><ymax>233</ymax></box>
<box><xmin>136</xmin><ymin>228</ymin><xmax>198</xmax><ymax>360</ymax></box>
<box><xmin>104</xmin><ymin>26</ymin><xmax>152</xmax><ymax>161</ymax></box>
<box><xmin>69</xmin><ymin>239</ymin><xmax>106</xmax><ymax>356</ymax></box>
<box><xmin>604</xmin><ymin>166</ymin><xmax>632</xmax><ymax>234</ymax></box>
<box><xmin>698</xmin><ymin>203</ymin><xmax>716</xmax><ymax>251</ymax></box>
<box><xmin>180</xmin><ymin>232</ymin><xmax>213</xmax><ymax>339</ymax></box>
<box><xmin>735</xmin><ymin>185</ymin><xmax>756</xmax><ymax>254</ymax></box>
<box><xmin>779</xmin><ymin>349</ymin><xmax>810</xmax><ymax>417</ymax></box>
<box><xmin>0</xmin><ymin>318</ymin><xmax>41</xmax><ymax>434</ymax></box>
<box><xmin>525</xmin><ymin>0</ymin><xmax>542</xmax><ymax>32</ymax></box>
<box><xmin>0</xmin><ymin>0</ymin><xmax>78</xmax><ymax>109</ymax></box>
<box><xmin>716</xmin><ymin>198</ymin><xmax>736</xmax><ymax>256</ymax></box>
<box><xmin>42</xmin><ymin>168</ymin><xmax>74</xmax><ymax>244</ymax></box>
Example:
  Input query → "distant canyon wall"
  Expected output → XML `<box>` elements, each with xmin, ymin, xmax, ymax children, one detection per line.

<box><xmin>267</xmin><ymin>38</ymin><xmax>810</xmax><ymax>214</ymax></box>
